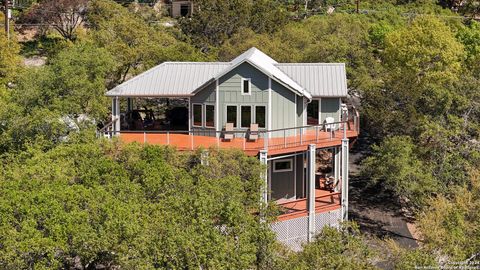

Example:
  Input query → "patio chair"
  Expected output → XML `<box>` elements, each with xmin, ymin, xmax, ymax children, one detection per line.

<box><xmin>248</xmin><ymin>123</ymin><xmax>259</xmax><ymax>141</ymax></box>
<box><xmin>324</xmin><ymin>117</ymin><xmax>336</xmax><ymax>131</ymax></box>
<box><xmin>224</xmin><ymin>123</ymin><xmax>234</xmax><ymax>141</ymax></box>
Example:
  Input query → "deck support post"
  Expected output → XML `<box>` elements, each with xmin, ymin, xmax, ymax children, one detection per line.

<box><xmin>341</xmin><ymin>137</ymin><xmax>349</xmax><ymax>221</ymax></box>
<box><xmin>259</xmin><ymin>150</ymin><xmax>268</xmax><ymax>207</ymax></box>
<box><xmin>334</xmin><ymin>146</ymin><xmax>341</xmax><ymax>192</ymax></box>
<box><xmin>112</xmin><ymin>97</ymin><xmax>120</xmax><ymax>136</ymax></box>
<box><xmin>307</xmin><ymin>144</ymin><xmax>316</xmax><ymax>242</ymax></box>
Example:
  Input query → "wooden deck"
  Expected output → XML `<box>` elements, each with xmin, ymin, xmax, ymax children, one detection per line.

<box><xmin>276</xmin><ymin>189</ymin><xmax>341</xmax><ymax>222</ymax></box>
<box><xmin>119</xmin><ymin>128</ymin><xmax>358</xmax><ymax>156</ymax></box>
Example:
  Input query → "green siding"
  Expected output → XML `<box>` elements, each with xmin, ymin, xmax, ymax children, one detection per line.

<box><xmin>218</xmin><ymin>62</ymin><xmax>269</xmax><ymax>133</ymax></box>
<box><xmin>271</xmin><ymin>80</ymin><xmax>298</xmax><ymax>137</ymax></box>
<box><xmin>191</xmin><ymin>81</ymin><xmax>216</xmax><ymax>104</ymax></box>
<box><xmin>321</xmin><ymin>98</ymin><xmax>340</xmax><ymax>123</ymax></box>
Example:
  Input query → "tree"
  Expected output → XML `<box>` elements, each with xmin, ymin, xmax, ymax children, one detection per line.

<box><xmin>278</xmin><ymin>223</ymin><xmax>377</xmax><ymax>269</ymax></box>
<box><xmin>0</xmin><ymin>141</ymin><xmax>276</xmax><ymax>269</ymax></box>
<box><xmin>179</xmin><ymin>0</ymin><xmax>288</xmax><ymax>50</ymax></box>
<box><xmin>419</xmin><ymin>170</ymin><xmax>480</xmax><ymax>261</ymax></box>
<box><xmin>0</xmin><ymin>34</ymin><xmax>21</xmax><ymax>86</ymax></box>
<box><xmin>24</xmin><ymin>0</ymin><xmax>88</xmax><ymax>40</ymax></box>
<box><xmin>88</xmin><ymin>0</ymin><xmax>204</xmax><ymax>86</ymax></box>
<box><xmin>360</xmin><ymin>136</ymin><xmax>437</xmax><ymax>209</ymax></box>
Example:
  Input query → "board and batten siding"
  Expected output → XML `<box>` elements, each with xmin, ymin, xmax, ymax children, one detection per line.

<box><xmin>190</xmin><ymin>81</ymin><xmax>216</xmax><ymax>135</ymax></box>
<box><xmin>191</xmin><ymin>62</ymin><xmax>308</xmax><ymax>137</ymax></box>
<box><xmin>320</xmin><ymin>98</ymin><xmax>341</xmax><ymax>123</ymax></box>
<box><xmin>271</xmin><ymin>80</ymin><xmax>303</xmax><ymax>137</ymax></box>
<box><xmin>217</xmin><ymin>62</ymin><xmax>269</xmax><ymax>134</ymax></box>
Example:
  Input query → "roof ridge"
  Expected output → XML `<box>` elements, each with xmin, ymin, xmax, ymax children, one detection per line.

<box><xmin>276</xmin><ymin>63</ymin><xmax>345</xmax><ymax>66</ymax></box>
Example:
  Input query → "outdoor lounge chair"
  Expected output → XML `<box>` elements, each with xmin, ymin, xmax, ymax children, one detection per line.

<box><xmin>248</xmin><ymin>123</ymin><xmax>259</xmax><ymax>141</ymax></box>
<box><xmin>224</xmin><ymin>123</ymin><xmax>234</xmax><ymax>141</ymax></box>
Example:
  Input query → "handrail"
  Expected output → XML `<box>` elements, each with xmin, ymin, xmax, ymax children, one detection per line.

<box><xmin>108</xmin><ymin>120</ymin><xmax>351</xmax><ymax>135</ymax></box>
<box><xmin>277</xmin><ymin>192</ymin><xmax>341</xmax><ymax>208</ymax></box>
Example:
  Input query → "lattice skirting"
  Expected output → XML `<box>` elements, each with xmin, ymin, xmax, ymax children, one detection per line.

<box><xmin>271</xmin><ymin>208</ymin><xmax>342</xmax><ymax>251</ymax></box>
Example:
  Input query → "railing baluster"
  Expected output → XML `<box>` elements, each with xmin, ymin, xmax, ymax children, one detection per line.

<box><xmin>284</xmin><ymin>129</ymin><xmax>286</xmax><ymax>148</ymax></box>
<box><xmin>191</xmin><ymin>131</ymin><xmax>194</xmax><ymax>150</ymax></box>
<box><xmin>315</xmin><ymin>126</ymin><xmax>318</xmax><ymax>142</ymax></box>
<box><xmin>143</xmin><ymin>131</ymin><xmax>146</xmax><ymax>144</ymax></box>
<box><xmin>167</xmin><ymin>131</ymin><xmax>170</xmax><ymax>145</ymax></box>
<box><xmin>300</xmin><ymin>127</ymin><xmax>303</xmax><ymax>145</ymax></box>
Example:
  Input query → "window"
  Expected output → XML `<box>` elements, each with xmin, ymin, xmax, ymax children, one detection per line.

<box><xmin>193</xmin><ymin>104</ymin><xmax>202</xmax><ymax>126</ymax></box>
<box><xmin>273</xmin><ymin>159</ymin><xmax>293</xmax><ymax>173</ymax></box>
<box><xmin>180</xmin><ymin>4</ymin><xmax>190</xmax><ymax>16</ymax></box>
<box><xmin>205</xmin><ymin>105</ymin><xmax>215</xmax><ymax>128</ymax></box>
<box><xmin>255</xmin><ymin>106</ymin><xmax>266</xmax><ymax>128</ymax></box>
<box><xmin>241</xmin><ymin>106</ymin><xmax>252</xmax><ymax>128</ymax></box>
<box><xmin>226</xmin><ymin>105</ymin><xmax>237</xmax><ymax>127</ymax></box>
<box><xmin>241</xmin><ymin>78</ymin><xmax>251</xmax><ymax>95</ymax></box>
<box><xmin>307</xmin><ymin>100</ymin><xmax>319</xmax><ymax>125</ymax></box>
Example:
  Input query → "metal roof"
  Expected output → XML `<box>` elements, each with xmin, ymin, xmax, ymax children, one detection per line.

<box><xmin>275</xmin><ymin>63</ymin><xmax>348</xmax><ymax>97</ymax></box>
<box><xmin>106</xmin><ymin>48</ymin><xmax>348</xmax><ymax>98</ymax></box>
<box><xmin>106</xmin><ymin>62</ymin><xmax>230</xmax><ymax>97</ymax></box>
<box><xmin>213</xmin><ymin>48</ymin><xmax>312</xmax><ymax>99</ymax></box>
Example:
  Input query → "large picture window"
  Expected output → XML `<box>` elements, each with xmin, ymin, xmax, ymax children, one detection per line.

<box><xmin>241</xmin><ymin>78</ymin><xmax>251</xmax><ymax>95</ymax></box>
<box><xmin>255</xmin><ymin>106</ymin><xmax>266</xmax><ymax>128</ymax></box>
<box><xmin>193</xmin><ymin>104</ymin><xmax>202</xmax><ymax>126</ymax></box>
<box><xmin>241</xmin><ymin>106</ymin><xmax>252</xmax><ymax>128</ymax></box>
<box><xmin>205</xmin><ymin>105</ymin><xmax>215</xmax><ymax>128</ymax></box>
<box><xmin>226</xmin><ymin>105</ymin><xmax>237</xmax><ymax>127</ymax></box>
<box><xmin>307</xmin><ymin>99</ymin><xmax>319</xmax><ymax>125</ymax></box>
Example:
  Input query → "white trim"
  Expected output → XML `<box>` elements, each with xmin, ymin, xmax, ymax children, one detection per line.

<box><xmin>273</xmin><ymin>158</ymin><xmax>293</xmax><ymax>173</ymax></box>
<box><xmin>225</xmin><ymin>104</ymin><xmax>239</xmax><ymax>128</ymax></box>
<box><xmin>215</xmin><ymin>80</ymin><xmax>219</xmax><ymax>137</ymax></box>
<box><xmin>338</xmin><ymin>98</ymin><xmax>342</xmax><ymax>122</ymax></box>
<box><xmin>204</xmin><ymin>103</ymin><xmax>215</xmax><ymax>128</ymax></box>
<box><xmin>241</xmin><ymin>78</ymin><xmax>252</xmax><ymax>95</ymax></box>
<box><xmin>303</xmin><ymin>98</ymin><xmax>307</xmax><ymax>126</ymax></box>
<box><xmin>192</xmin><ymin>103</ymin><xmax>203</xmax><ymax>127</ymax></box>
<box><xmin>294</xmin><ymin>154</ymin><xmax>297</xmax><ymax>199</ymax></box>
<box><xmin>268</xmin><ymin>78</ymin><xmax>272</xmax><ymax>135</ymax></box>
<box><xmin>240</xmin><ymin>105</ymin><xmax>253</xmax><ymax>128</ymax></box>
<box><xmin>254</xmin><ymin>105</ymin><xmax>267</xmax><ymax>129</ymax></box>
<box><xmin>319</xmin><ymin>98</ymin><xmax>322</xmax><ymax>124</ymax></box>
<box><xmin>294</xmin><ymin>95</ymin><xmax>297</xmax><ymax>137</ymax></box>
<box><xmin>188</xmin><ymin>97</ymin><xmax>191</xmax><ymax>131</ymax></box>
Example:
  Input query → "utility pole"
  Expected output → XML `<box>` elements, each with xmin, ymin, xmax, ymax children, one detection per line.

<box><xmin>3</xmin><ymin>0</ymin><xmax>10</xmax><ymax>40</ymax></box>
<box><xmin>356</xmin><ymin>0</ymin><xmax>359</xmax><ymax>14</ymax></box>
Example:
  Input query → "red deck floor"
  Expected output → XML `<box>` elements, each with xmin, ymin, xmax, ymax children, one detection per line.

<box><xmin>276</xmin><ymin>189</ymin><xmax>341</xmax><ymax>221</ymax></box>
<box><xmin>120</xmin><ymin>128</ymin><xmax>358</xmax><ymax>156</ymax></box>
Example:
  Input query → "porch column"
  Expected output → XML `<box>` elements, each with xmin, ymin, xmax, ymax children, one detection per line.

<box><xmin>341</xmin><ymin>137</ymin><xmax>349</xmax><ymax>221</ymax></box>
<box><xmin>127</xmin><ymin>98</ymin><xmax>133</xmax><ymax>112</ymax></box>
<box><xmin>334</xmin><ymin>146</ymin><xmax>341</xmax><ymax>192</ymax></box>
<box><xmin>307</xmin><ymin>144</ymin><xmax>316</xmax><ymax>242</ymax></box>
<box><xmin>112</xmin><ymin>96</ymin><xmax>120</xmax><ymax>136</ymax></box>
<box><xmin>259</xmin><ymin>150</ymin><xmax>268</xmax><ymax>206</ymax></box>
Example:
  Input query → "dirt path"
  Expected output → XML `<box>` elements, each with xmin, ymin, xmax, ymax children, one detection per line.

<box><xmin>348</xmin><ymin>135</ymin><xmax>418</xmax><ymax>249</ymax></box>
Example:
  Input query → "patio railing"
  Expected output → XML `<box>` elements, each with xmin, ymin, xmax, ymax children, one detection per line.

<box><xmin>98</xmin><ymin>106</ymin><xmax>360</xmax><ymax>153</ymax></box>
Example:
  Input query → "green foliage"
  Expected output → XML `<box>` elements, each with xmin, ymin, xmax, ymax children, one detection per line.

<box><xmin>0</xmin><ymin>141</ymin><xmax>274</xmax><ymax>269</ymax></box>
<box><xmin>278</xmin><ymin>223</ymin><xmax>377</xmax><ymax>270</ymax></box>
<box><xmin>418</xmin><ymin>170</ymin><xmax>480</xmax><ymax>261</ymax></box>
<box><xmin>386</xmin><ymin>240</ymin><xmax>438</xmax><ymax>270</ymax></box>
<box><xmin>0</xmin><ymin>35</ymin><xmax>21</xmax><ymax>86</ymax></box>
<box><xmin>361</xmin><ymin>136</ymin><xmax>437</xmax><ymax>209</ymax></box>
<box><xmin>179</xmin><ymin>0</ymin><xmax>289</xmax><ymax>49</ymax></box>
<box><xmin>88</xmin><ymin>0</ymin><xmax>204</xmax><ymax>86</ymax></box>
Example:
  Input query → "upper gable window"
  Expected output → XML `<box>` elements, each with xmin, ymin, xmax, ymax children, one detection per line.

<box><xmin>241</xmin><ymin>78</ymin><xmax>251</xmax><ymax>95</ymax></box>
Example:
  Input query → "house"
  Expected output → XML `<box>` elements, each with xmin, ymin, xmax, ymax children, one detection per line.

<box><xmin>104</xmin><ymin>48</ymin><xmax>359</xmax><ymax>250</ymax></box>
<box><xmin>165</xmin><ymin>0</ymin><xmax>193</xmax><ymax>17</ymax></box>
